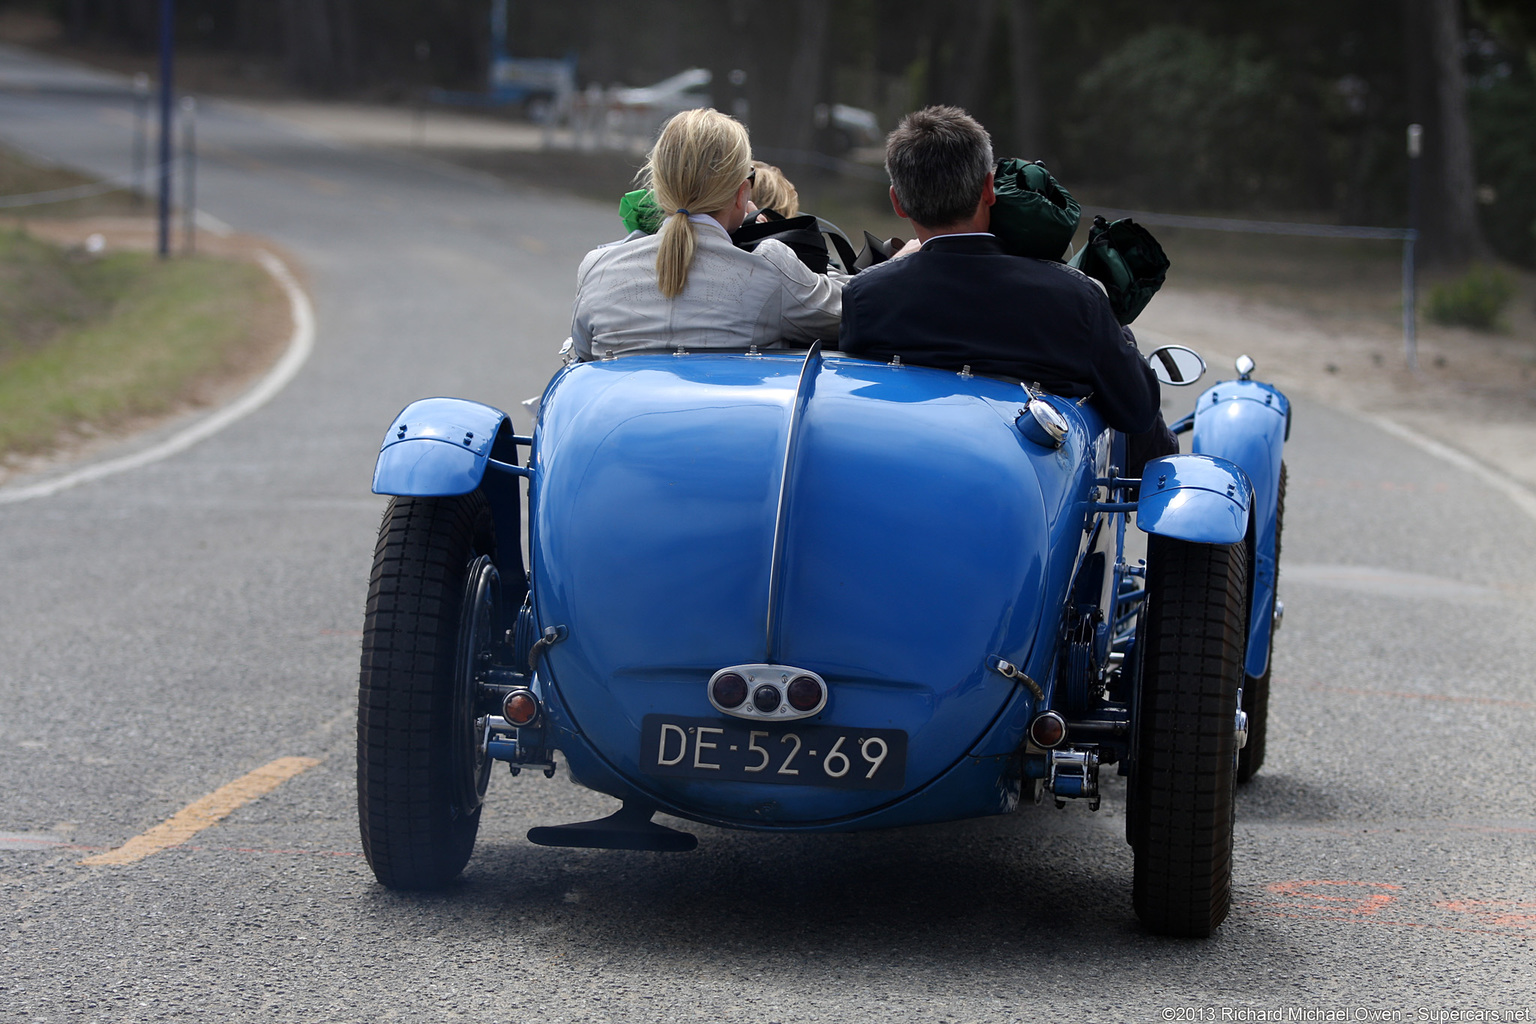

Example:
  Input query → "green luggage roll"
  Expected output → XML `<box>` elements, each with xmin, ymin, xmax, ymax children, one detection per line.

<box><xmin>990</xmin><ymin>158</ymin><xmax>1081</xmax><ymax>260</ymax></box>
<box><xmin>1068</xmin><ymin>214</ymin><xmax>1170</xmax><ymax>325</ymax></box>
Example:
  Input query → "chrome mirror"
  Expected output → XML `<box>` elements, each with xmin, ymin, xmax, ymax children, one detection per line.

<box><xmin>1148</xmin><ymin>345</ymin><xmax>1207</xmax><ymax>386</ymax></box>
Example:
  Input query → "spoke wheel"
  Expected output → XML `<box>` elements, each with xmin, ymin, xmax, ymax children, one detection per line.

<box><xmin>1130</xmin><ymin>534</ymin><xmax>1249</xmax><ymax>937</ymax></box>
<box><xmin>358</xmin><ymin>491</ymin><xmax>496</xmax><ymax>890</ymax></box>
<box><xmin>452</xmin><ymin>556</ymin><xmax>498</xmax><ymax>814</ymax></box>
<box><xmin>1238</xmin><ymin>461</ymin><xmax>1285</xmax><ymax>783</ymax></box>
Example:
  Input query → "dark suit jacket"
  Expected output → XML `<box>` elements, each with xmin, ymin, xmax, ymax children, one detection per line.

<box><xmin>838</xmin><ymin>233</ymin><xmax>1162</xmax><ymax>435</ymax></box>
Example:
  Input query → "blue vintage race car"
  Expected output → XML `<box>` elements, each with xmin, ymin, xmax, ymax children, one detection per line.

<box><xmin>357</xmin><ymin>338</ymin><xmax>1288</xmax><ymax>938</ymax></box>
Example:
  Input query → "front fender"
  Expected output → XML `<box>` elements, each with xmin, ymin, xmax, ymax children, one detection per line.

<box><xmin>1191</xmin><ymin>379</ymin><xmax>1290</xmax><ymax>677</ymax></box>
<box><xmin>1136</xmin><ymin>454</ymin><xmax>1252</xmax><ymax>545</ymax></box>
<box><xmin>372</xmin><ymin>397</ymin><xmax>521</xmax><ymax>497</ymax></box>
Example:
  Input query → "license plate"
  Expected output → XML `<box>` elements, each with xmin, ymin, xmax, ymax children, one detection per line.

<box><xmin>640</xmin><ymin>715</ymin><xmax>907</xmax><ymax>791</ymax></box>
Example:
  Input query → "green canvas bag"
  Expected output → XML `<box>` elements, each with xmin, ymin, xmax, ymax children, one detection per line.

<box><xmin>990</xmin><ymin>158</ymin><xmax>1081</xmax><ymax>260</ymax></box>
<box><xmin>1068</xmin><ymin>215</ymin><xmax>1170</xmax><ymax>325</ymax></box>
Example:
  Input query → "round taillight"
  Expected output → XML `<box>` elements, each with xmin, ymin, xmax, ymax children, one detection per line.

<box><xmin>787</xmin><ymin>675</ymin><xmax>823</xmax><ymax>712</ymax></box>
<box><xmin>1028</xmin><ymin>711</ymin><xmax>1067</xmax><ymax>749</ymax></box>
<box><xmin>752</xmin><ymin>685</ymin><xmax>781</xmax><ymax>713</ymax></box>
<box><xmin>503</xmin><ymin>689</ymin><xmax>539</xmax><ymax>726</ymax></box>
<box><xmin>711</xmin><ymin>672</ymin><xmax>748</xmax><ymax>709</ymax></box>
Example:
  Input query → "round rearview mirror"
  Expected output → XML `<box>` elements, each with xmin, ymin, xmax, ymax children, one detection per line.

<box><xmin>1148</xmin><ymin>345</ymin><xmax>1207</xmax><ymax>386</ymax></box>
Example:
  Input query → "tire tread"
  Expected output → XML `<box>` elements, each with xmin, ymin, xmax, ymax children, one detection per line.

<box><xmin>357</xmin><ymin>493</ymin><xmax>489</xmax><ymax>890</ymax></box>
<box><xmin>1131</xmin><ymin>535</ymin><xmax>1248</xmax><ymax>937</ymax></box>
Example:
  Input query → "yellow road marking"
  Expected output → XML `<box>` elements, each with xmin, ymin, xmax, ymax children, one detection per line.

<box><xmin>80</xmin><ymin>757</ymin><xmax>321</xmax><ymax>867</ymax></box>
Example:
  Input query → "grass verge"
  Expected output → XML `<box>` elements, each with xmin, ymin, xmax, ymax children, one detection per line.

<box><xmin>0</xmin><ymin>143</ymin><xmax>144</xmax><ymax>219</ymax></box>
<box><xmin>0</xmin><ymin>226</ymin><xmax>284</xmax><ymax>460</ymax></box>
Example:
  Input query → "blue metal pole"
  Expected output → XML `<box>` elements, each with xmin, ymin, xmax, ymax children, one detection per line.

<box><xmin>1405</xmin><ymin>124</ymin><xmax>1423</xmax><ymax>371</ymax></box>
<box><xmin>157</xmin><ymin>0</ymin><xmax>174</xmax><ymax>258</ymax></box>
<box><xmin>491</xmin><ymin>0</ymin><xmax>508</xmax><ymax>62</ymax></box>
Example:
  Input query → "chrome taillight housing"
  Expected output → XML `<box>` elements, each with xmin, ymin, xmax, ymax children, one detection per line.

<box><xmin>707</xmin><ymin>664</ymin><xmax>827</xmax><ymax>721</ymax></box>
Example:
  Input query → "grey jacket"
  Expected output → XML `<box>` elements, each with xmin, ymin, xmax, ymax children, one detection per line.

<box><xmin>569</xmin><ymin>219</ymin><xmax>843</xmax><ymax>361</ymax></box>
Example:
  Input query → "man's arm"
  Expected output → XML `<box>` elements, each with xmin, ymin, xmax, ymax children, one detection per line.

<box><xmin>1084</xmin><ymin>305</ymin><xmax>1161</xmax><ymax>435</ymax></box>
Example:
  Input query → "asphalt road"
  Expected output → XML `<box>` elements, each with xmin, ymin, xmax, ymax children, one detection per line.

<box><xmin>2</xmin><ymin>44</ymin><xmax>1533</xmax><ymax>1023</ymax></box>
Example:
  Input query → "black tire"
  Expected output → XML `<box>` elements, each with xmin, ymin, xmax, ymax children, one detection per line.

<box><xmin>1237</xmin><ymin>461</ymin><xmax>1285</xmax><ymax>783</ymax></box>
<box><xmin>357</xmin><ymin>491</ymin><xmax>497</xmax><ymax>889</ymax></box>
<box><xmin>1130</xmin><ymin>534</ymin><xmax>1249</xmax><ymax>937</ymax></box>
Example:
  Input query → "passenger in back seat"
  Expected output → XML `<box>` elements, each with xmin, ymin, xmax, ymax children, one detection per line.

<box><xmin>839</xmin><ymin>105</ymin><xmax>1178</xmax><ymax>473</ymax></box>
<box><xmin>568</xmin><ymin>108</ymin><xmax>843</xmax><ymax>362</ymax></box>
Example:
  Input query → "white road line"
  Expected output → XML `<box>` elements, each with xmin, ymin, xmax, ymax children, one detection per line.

<box><xmin>194</xmin><ymin>208</ymin><xmax>234</xmax><ymax>236</ymax></box>
<box><xmin>1157</xmin><ymin>339</ymin><xmax>1536</xmax><ymax>527</ymax></box>
<box><xmin>0</xmin><ymin>249</ymin><xmax>315</xmax><ymax>505</ymax></box>
<box><xmin>1353</xmin><ymin>410</ymin><xmax>1536</xmax><ymax>525</ymax></box>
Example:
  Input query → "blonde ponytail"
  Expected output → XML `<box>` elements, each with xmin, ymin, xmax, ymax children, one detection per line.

<box><xmin>646</xmin><ymin>108</ymin><xmax>752</xmax><ymax>299</ymax></box>
<box><xmin>654</xmin><ymin>207</ymin><xmax>698</xmax><ymax>300</ymax></box>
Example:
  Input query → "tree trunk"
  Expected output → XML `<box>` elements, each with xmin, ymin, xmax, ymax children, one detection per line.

<box><xmin>945</xmin><ymin>0</ymin><xmax>997</xmax><ymax>114</ymax></box>
<box><xmin>924</xmin><ymin>0</ymin><xmax>997</xmax><ymax>114</ymax></box>
<box><xmin>1005</xmin><ymin>0</ymin><xmax>1044</xmax><ymax>160</ymax></box>
<box><xmin>780</xmin><ymin>0</ymin><xmax>830</xmax><ymax>155</ymax></box>
<box><xmin>722</xmin><ymin>0</ymin><xmax>758</xmax><ymax>131</ymax></box>
<box><xmin>283</xmin><ymin>0</ymin><xmax>355</xmax><ymax>93</ymax></box>
<box><xmin>330</xmin><ymin>0</ymin><xmax>357</xmax><ymax>88</ymax></box>
<box><xmin>65</xmin><ymin>0</ymin><xmax>89</xmax><ymax>43</ymax></box>
<box><xmin>1408</xmin><ymin>0</ymin><xmax>1486</xmax><ymax>266</ymax></box>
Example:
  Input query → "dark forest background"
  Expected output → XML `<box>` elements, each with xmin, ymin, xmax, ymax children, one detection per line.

<box><xmin>17</xmin><ymin>0</ymin><xmax>1536</xmax><ymax>269</ymax></box>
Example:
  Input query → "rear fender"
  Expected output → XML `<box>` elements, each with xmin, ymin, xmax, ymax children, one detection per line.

<box><xmin>373</xmin><ymin>397</ymin><xmax>528</xmax><ymax>583</ymax></box>
<box><xmin>372</xmin><ymin>397</ymin><xmax>525</xmax><ymax>496</ymax></box>
<box><xmin>1191</xmin><ymin>380</ymin><xmax>1289</xmax><ymax>676</ymax></box>
<box><xmin>1136</xmin><ymin>454</ymin><xmax>1252</xmax><ymax>546</ymax></box>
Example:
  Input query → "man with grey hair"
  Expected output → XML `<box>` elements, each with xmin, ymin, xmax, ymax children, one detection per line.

<box><xmin>840</xmin><ymin>105</ymin><xmax>1171</xmax><ymax>446</ymax></box>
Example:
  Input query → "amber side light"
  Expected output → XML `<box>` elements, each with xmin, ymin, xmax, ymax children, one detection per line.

<box><xmin>503</xmin><ymin>690</ymin><xmax>540</xmax><ymax>726</ymax></box>
<box><xmin>1028</xmin><ymin>711</ymin><xmax>1067</xmax><ymax>748</ymax></box>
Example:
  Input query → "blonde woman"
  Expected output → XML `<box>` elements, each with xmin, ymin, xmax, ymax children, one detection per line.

<box><xmin>749</xmin><ymin>160</ymin><xmax>800</xmax><ymax>218</ymax></box>
<box><xmin>569</xmin><ymin>109</ymin><xmax>842</xmax><ymax>361</ymax></box>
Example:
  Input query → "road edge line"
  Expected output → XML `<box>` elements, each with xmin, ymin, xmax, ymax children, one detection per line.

<box><xmin>1351</xmin><ymin>410</ymin><xmax>1536</xmax><ymax>525</ymax></box>
<box><xmin>0</xmin><ymin>248</ymin><xmax>315</xmax><ymax>505</ymax></box>
<box><xmin>1151</xmin><ymin>337</ymin><xmax>1536</xmax><ymax>527</ymax></box>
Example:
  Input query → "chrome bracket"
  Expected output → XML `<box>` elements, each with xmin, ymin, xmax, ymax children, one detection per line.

<box><xmin>991</xmin><ymin>657</ymin><xmax>1045</xmax><ymax>701</ymax></box>
<box><xmin>1047</xmin><ymin>747</ymin><xmax>1101</xmax><ymax>810</ymax></box>
<box><xmin>527</xmin><ymin>624</ymin><xmax>568</xmax><ymax>672</ymax></box>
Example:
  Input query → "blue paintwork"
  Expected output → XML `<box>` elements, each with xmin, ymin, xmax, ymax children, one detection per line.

<box><xmin>1135</xmin><ymin>454</ymin><xmax>1253</xmax><ymax>546</ymax></box>
<box><xmin>370</xmin><ymin>346</ymin><xmax>1290</xmax><ymax>835</ymax></box>
<box><xmin>1191</xmin><ymin>379</ymin><xmax>1290</xmax><ymax>677</ymax></box>
<box><xmin>372</xmin><ymin>397</ymin><xmax>513</xmax><ymax>497</ymax></box>
<box><xmin>526</xmin><ymin>352</ymin><xmax>1111</xmax><ymax>829</ymax></box>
